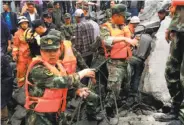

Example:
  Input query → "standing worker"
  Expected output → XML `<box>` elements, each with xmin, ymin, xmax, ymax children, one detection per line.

<box><xmin>123</xmin><ymin>16</ymin><xmax>140</xmax><ymax>38</ymax></box>
<box><xmin>164</xmin><ymin>0</ymin><xmax>184</xmax><ymax>120</ymax></box>
<box><xmin>12</xmin><ymin>16</ymin><xmax>32</xmax><ymax>87</ymax></box>
<box><xmin>60</xmin><ymin>13</ymin><xmax>76</xmax><ymax>41</ymax></box>
<box><xmin>100</xmin><ymin>4</ymin><xmax>138</xmax><ymax>123</ymax></box>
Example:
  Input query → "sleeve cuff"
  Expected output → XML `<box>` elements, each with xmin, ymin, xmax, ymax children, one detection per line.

<box><xmin>104</xmin><ymin>37</ymin><xmax>114</xmax><ymax>47</ymax></box>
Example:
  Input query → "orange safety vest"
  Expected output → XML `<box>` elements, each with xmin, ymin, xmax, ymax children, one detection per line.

<box><xmin>171</xmin><ymin>0</ymin><xmax>184</xmax><ymax>6</ymax></box>
<box><xmin>102</xmin><ymin>22</ymin><xmax>132</xmax><ymax>59</ymax></box>
<box><xmin>170</xmin><ymin>0</ymin><xmax>184</xmax><ymax>17</ymax></box>
<box><xmin>24</xmin><ymin>58</ymin><xmax>68</xmax><ymax>113</ymax></box>
<box><xmin>61</xmin><ymin>40</ymin><xmax>77</xmax><ymax>74</ymax></box>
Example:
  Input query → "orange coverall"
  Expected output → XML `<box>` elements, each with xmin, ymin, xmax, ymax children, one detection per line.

<box><xmin>12</xmin><ymin>29</ymin><xmax>32</xmax><ymax>87</ymax></box>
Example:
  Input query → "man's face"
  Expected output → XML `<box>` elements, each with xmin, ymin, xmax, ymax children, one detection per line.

<box><xmin>132</xmin><ymin>23</ymin><xmax>139</xmax><ymax>28</ymax></box>
<box><xmin>110</xmin><ymin>1</ymin><xmax>115</xmax><ymax>8</ymax></box>
<box><xmin>41</xmin><ymin>48</ymin><xmax>61</xmax><ymax>65</ymax></box>
<box><xmin>20</xmin><ymin>22</ymin><xmax>29</xmax><ymax>30</ymax></box>
<box><xmin>35</xmin><ymin>26</ymin><xmax>43</xmax><ymax>35</ymax></box>
<box><xmin>43</xmin><ymin>17</ymin><xmax>53</xmax><ymax>23</ymax></box>
<box><xmin>75</xmin><ymin>16</ymin><xmax>80</xmax><ymax>23</ymax></box>
<box><xmin>64</xmin><ymin>18</ymin><xmax>71</xmax><ymax>24</ymax></box>
<box><xmin>55</xmin><ymin>3</ymin><xmax>60</xmax><ymax>9</ymax></box>
<box><xmin>27</xmin><ymin>5</ymin><xmax>34</xmax><ymax>13</ymax></box>
<box><xmin>48</xmin><ymin>8</ymin><xmax>53</xmax><ymax>13</ymax></box>
<box><xmin>158</xmin><ymin>13</ymin><xmax>166</xmax><ymax>21</ymax></box>
<box><xmin>3</xmin><ymin>5</ymin><xmax>9</xmax><ymax>11</ymax></box>
<box><xmin>113</xmin><ymin>14</ymin><xmax>125</xmax><ymax>25</ymax></box>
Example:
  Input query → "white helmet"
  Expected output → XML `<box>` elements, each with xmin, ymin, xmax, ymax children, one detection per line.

<box><xmin>18</xmin><ymin>16</ymin><xmax>29</xmax><ymax>24</ymax></box>
<box><xmin>130</xmin><ymin>16</ymin><xmax>140</xmax><ymax>24</ymax></box>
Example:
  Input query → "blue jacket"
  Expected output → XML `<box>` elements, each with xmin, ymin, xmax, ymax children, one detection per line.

<box><xmin>1</xmin><ymin>11</ymin><xmax>18</xmax><ymax>31</ymax></box>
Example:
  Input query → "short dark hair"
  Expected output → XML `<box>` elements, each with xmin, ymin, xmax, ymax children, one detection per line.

<box><xmin>53</xmin><ymin>2</ymin><xmax>59</xmax><ymax>6</ymax></box>
<box><xmin>27</xmin><ymin>2</ymin><xmax>35</xmax><ymax>7</ymax></box>
<box><xmin>158</xmin><ymin>9</ymin><xmax>166</xmax><ymax>14</ymax></box>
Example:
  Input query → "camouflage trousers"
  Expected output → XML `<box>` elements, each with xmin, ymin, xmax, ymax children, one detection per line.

<box><xmin>105</xmin><ymin>59</ymin><xmax>128</xmax><ymax>108</ymax></box>
<box><xmin>90</xmin><ymin>54</ymin><xmax>108</xmax><ymax>99</ymax></box>
<box><xmin>165</xmin><ymin>32</ymin><xmax>184</xmax><ymax>106</ymax></box>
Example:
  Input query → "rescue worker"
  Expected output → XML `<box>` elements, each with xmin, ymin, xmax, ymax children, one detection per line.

<box><xmin>31</xmin><ymin>19</ymin><xmax>63</xmax><ymax>39</ymax></box>
<box><xmin>105</xmin><ymin>0</ymin><xmax>116</xmax><ymax>22</ymax></box>
<box><xmin>46</xmin><ymin>29</ymin><xmax>102</xmax><ymax>121</ymax></box>
<box><xmin>124</xmin><ymin>16</ymin><xmax>140</xmax><ymax>38</ymax></box>
<box><xmin>25</xmin><ymin>35</ymin><xmax>99</xmax><ymax>124</ymax></box>
<box><xmin>164</xmin><ymin>0</ymin><xmax>184</xmax><ymax>119</ymax></box>
<box><xmin>128</xmin><ymin>34</ymin><xmax>152</xmax><ymax>104</ymax></box>
<box><xmin>100</xmin><ymin>4</ymin><xmax>138</xmax><ymax>122</ymax></box>
<box><xmin>12</xmin><ymin>16</ymin><xmax>32</xmax><ymax>87</ymax></box>
<box><xmin>42</xmin><ymin>11</ymin><xmax>57</xmax><ymax>30</ymax></box>
<box><xmin>60</xmin><ymin>13</ymin><xmax>76</xmax><ymax>41</ymax></box>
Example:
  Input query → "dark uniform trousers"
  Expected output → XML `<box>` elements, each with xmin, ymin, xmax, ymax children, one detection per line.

<box><xmin>165</xmin><ymin>32</ymin><xmax>184</xmax><ymax>109</ymax></box>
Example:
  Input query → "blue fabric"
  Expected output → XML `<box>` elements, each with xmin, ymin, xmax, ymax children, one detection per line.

<box><xmin>128</xmin><ymin>8</ymin><xmax>139</xmax><ymax>17</ymax></box>
<box><xmin>4</xmin><ymin>12</ymin><xmax>13</xmax><ymax>30</ymax></box>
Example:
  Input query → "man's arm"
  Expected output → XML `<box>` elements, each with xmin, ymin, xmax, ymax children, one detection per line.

<box><xmin>72</xmin><ymin>48</ymin><xmax>88</xmax><ymax>70</ymax></box>
<box><xmin>30</xmin><ymin>64</ymin><xmax>95</xmax><ymax>88</ymax></box>
<box><xmin>4</xmin><ymin>22</ymin><xmax>12</xmax><ymax>52</ymax></box>
<box><xmin>30</xmin><ymin>65</ymin><xmax>81</xmax><ymax>88</ymax></box>
<box><xmin>12</xmin><ymin>32</ymin><xmax>20</xmax><ymax>61</ymax></box>
<box><xmin>100</xmin><ymin>26</ymin><xmax>138</xmax><ymax>47</ymax></box>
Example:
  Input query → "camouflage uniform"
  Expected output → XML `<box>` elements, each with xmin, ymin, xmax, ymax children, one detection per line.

<box><xmin>165</xmin><ymin>6</ymin><xmax>184</xmax><ymax>114</ymax></box>
<box><xmin>60</xmin><ymin>13</ymin><xmax>76</xmax><ymax>41</ymax></box>
<box><xmin>104</xmin><ymin>8</ymin><xmax>112</xmax><ymax>22</ymax></box>
<box><xmin>100</xmin><ymin>5</ymin><xmax>131</xmax><ymax>111</ymax></box>
<box><xmin>26</xmin><ymin>35</ymin><xmax>100</xmax><ymax>125</ymax></box>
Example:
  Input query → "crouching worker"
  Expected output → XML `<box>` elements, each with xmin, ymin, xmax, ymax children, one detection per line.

<box><xmin>24</xmin><ymin>35</ymin><xmax>98</xmax><ymax>125</ymax></box>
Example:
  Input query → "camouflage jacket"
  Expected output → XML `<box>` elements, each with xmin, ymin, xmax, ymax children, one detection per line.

<box><xmin>60</xmin><ymin>24</ymin><xmax>77</xmax><ymax>40</ymax></box>
<box><xmin>28</xmin><ymin>64</ymin><xmax>81</xmax><ymax>98</ymax></box>
<box><xmin>168</xmin><ymin>6</ymin><xmax>184</xmax><ymax>32</ymax></box>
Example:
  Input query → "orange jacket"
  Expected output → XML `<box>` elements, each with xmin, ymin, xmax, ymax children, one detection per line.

<box><xmin>25</xmin><ymin>58</ymin><xmax>68</xmax><ymax>113</ymax></box>
<box><xmin>62</xmin><ymin>40</ymin><xmax>77</xmax><ymax>74</ymax></box>
<box><xmin>102</xmin><ymin>22</ymin><xmax>132</xmax><ymax>59</ymax></box>
<box><xmin>12</xmin><ymin>29</ymin><xmax>31</xmax><ymax>61</ymax></box>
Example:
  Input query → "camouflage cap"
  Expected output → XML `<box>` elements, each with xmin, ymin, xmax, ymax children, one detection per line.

<box><xmin>112</xmin><ymin>4</ymin><xmax>131</xmax><ymax>17</ymax></box>
<box><xmin>40</xmin><ymin>35</ymin><xmax>60</xmax><ymax>50</ymax></box>
<box><xmin>64</xmin><ymin>13</ymin><xmax>71</xmax><ymax>19</ymax></box>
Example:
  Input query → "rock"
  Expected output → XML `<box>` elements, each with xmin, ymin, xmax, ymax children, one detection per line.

<box><xmin>140</xmin><ymin>15</ymin><xmax>171</xmax><ymax>105</ymax></box>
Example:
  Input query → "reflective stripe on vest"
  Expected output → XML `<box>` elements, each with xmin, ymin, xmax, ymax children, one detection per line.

<box><xmin>24</xmin><ymin>58</ymin><xmax>68</xmax><ymax>113</ymax></box>
<box><xmin>102</xmin><ymin>22</ymin><xmax>132</xmax><ymax>59</ymax></box>
<box><xmin>62</xmin><ymin>40</ymin><xmax>77</xmax><ymax>74</ymax></box>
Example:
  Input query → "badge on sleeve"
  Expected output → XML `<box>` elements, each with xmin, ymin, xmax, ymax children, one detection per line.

<box><xmin>45</xmin><ymin>69</ymin><xmax>54</xmax><ymax>76</ymax></box>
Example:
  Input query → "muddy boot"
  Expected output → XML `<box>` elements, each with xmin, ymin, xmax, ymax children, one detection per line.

<box><xmin>105</xmin><ymin>107</ymin><xmax>118</xmax><ymax>125</ymax></box>
<box><xmin>155</xmin><ymin>103</ymin><xmax>180</xmax><ymax>122</ymax></box>
<box><xmin>87</xmin><ymin>114</ymin><xmax>103</xmax><ymax>121</ymax></box>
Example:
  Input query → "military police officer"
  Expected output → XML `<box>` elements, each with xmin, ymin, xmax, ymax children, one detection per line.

<box><xmin>100</xmin><ymin>4</ymin><xmax>138</xmax><ymax>122</ymax></box>
<box><xmin>165</xmin><ymin>0</ymin><xmax>184</xmax><ymax>118</ymax></box>
<box><xmin>60</xmin><ymin>13</ymin><xmax>76</xmax><ymax>41</ymax></box>
<box><xmin>25</xmin><ymin>35</ymin><xmax>101</xmax><ymax>124</ymax></box>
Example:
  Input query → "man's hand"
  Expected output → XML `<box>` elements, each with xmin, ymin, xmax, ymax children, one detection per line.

<box><xmin>77</xmin><ymin>87</ymin><xmax>90</xmax><ymax>99</ymax></box>
<box><xmin>165</xmin><ymin>30</ymin><xmax>171</xmax><ymax>43</ymax></box>
<box><xmin>140</xmin><ymin>9</ymin><xmax>144</xmax><ymax>14</ymax></box>
<box><xmin>91</xmin><ymin>77</ymin><xmax>96</xmax><ymax>84</ymax></box>
<box><xmin>13</xmin><ymin>56</ymin><xmax>18</xmax><ymax>62</ymax></box>
<box><xmin>170</xmin><ymin>32</ymin><xmax>176</xmax><ymax>40</ymax></box>
<box><xmin>7</xmin><ymin>45</ymin><xmax>12</xmax><ymax>52</ymax></box>
<box><xmin>78</xmin><ymin>69</ymin><xmax>96</xmax><ymax>79</ymax></box>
